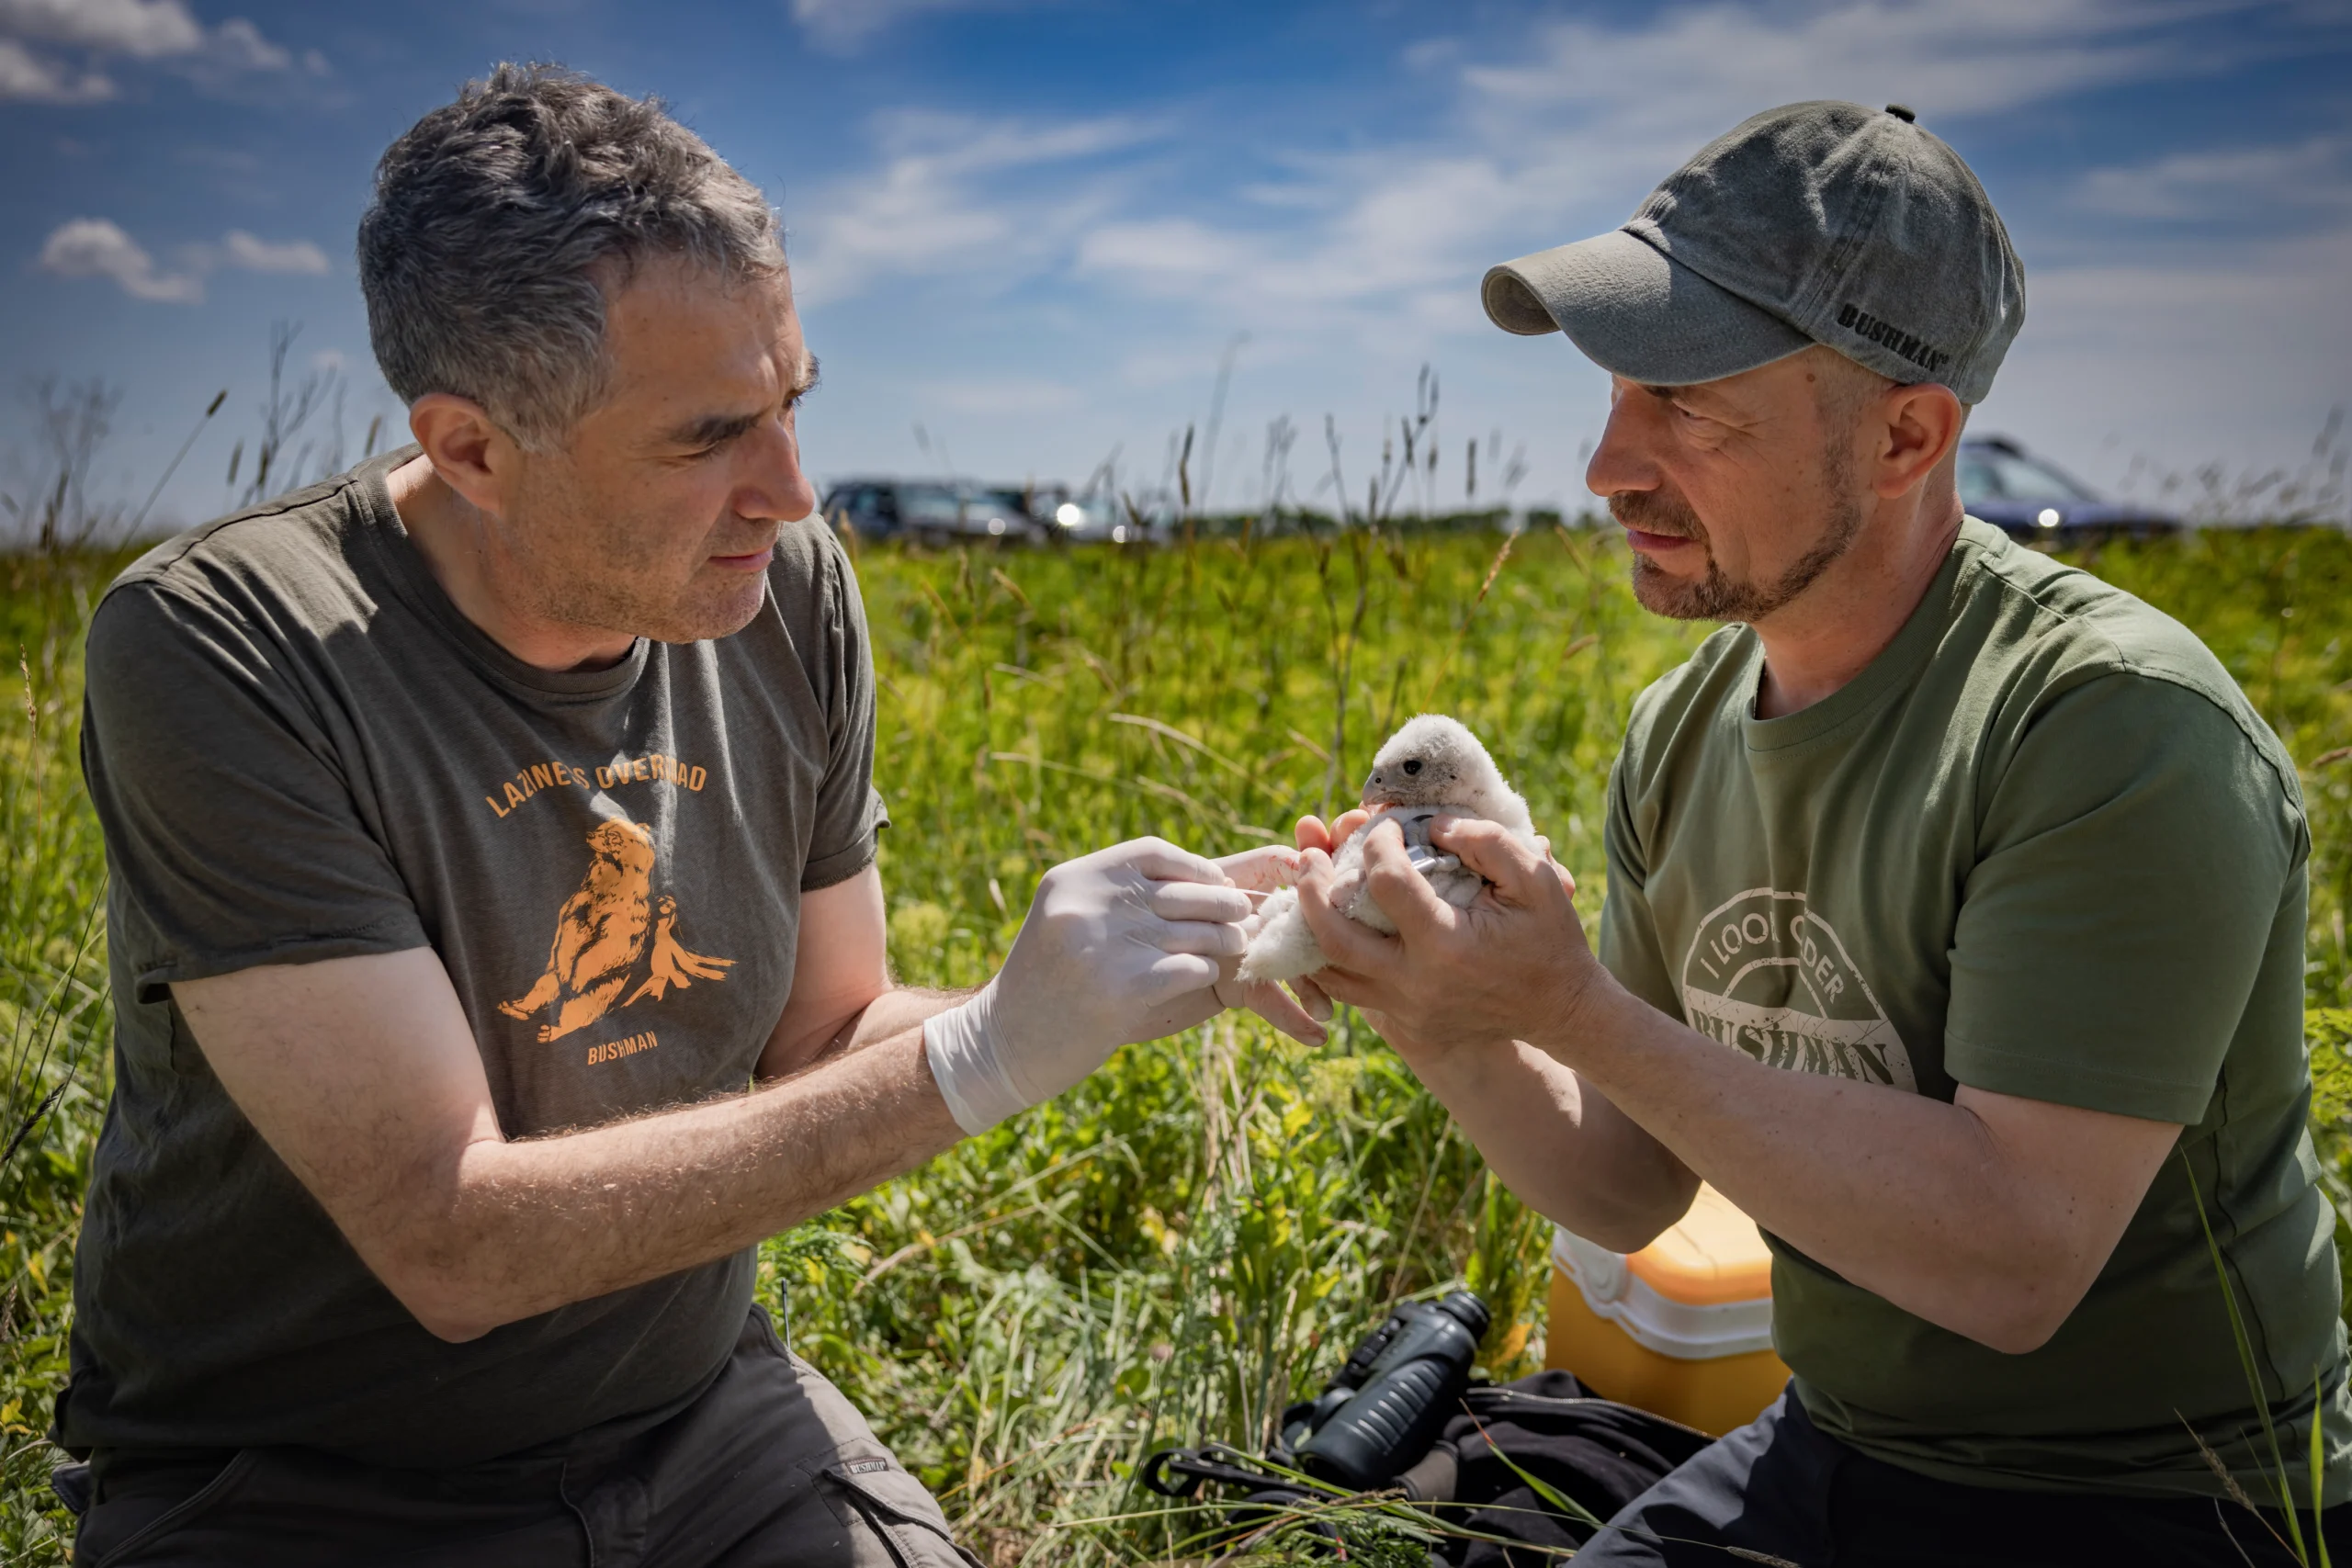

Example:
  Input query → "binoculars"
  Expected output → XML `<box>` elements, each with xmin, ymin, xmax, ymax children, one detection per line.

<box><xmin>1272</xmin><ymin>1290</ymin><xmax>1491</xmax><ymax>1490</ymax></box>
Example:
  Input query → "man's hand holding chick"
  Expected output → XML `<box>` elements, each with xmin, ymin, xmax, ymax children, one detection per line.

<box><xmin>1295</xmin><ymin>816</ymin><xmax>1597</xmax><ymax>1068</ymax></box>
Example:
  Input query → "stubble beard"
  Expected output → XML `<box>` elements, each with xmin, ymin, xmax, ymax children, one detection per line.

<box><xmin>1613</xmin><ymin>451</ymin><xmax>1863</xmax><ymax>625</ymax></box>
<box><xmin>504</xmin><ymin>468</ymin><xmax>773</xmax><ymax>646</ymax></box>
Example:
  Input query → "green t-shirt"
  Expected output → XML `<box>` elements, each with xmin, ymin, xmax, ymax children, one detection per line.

<box><xmin>1598</xmin><ymin>518</ymin><xmax>2348</xmax><ymax>1502</ymax></box>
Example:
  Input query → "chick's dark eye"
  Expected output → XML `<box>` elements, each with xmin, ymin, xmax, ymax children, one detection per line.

<box><xmin>1403</xmin><ymin>759</ymin><xmax>1423</xmax><ymax>775</ymax></box>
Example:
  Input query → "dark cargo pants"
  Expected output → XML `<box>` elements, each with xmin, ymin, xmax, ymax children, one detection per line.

<box><xmin>1575</xmin><ymin>1385</ymin><xmax>2352</xmax><ymax>1568</ymax></box>
<box><xmin>71</xmin><ymin>1306</ymin><xmax>978</xmax><ymax>1567</ymax></box>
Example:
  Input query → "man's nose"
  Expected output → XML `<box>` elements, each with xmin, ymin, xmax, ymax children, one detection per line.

<box><xmin>1585</xmin><ymin>383</ymin><xmax>1664</xmax><ymax>499</ymax></box>
<box><xmin>732</xmin><ymin>414</ymin><xmax>819</xmax><ymax>523</ymax></box>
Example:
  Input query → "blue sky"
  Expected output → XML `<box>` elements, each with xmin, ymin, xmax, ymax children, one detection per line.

<box><xmin>4</xmin><ymin>0</ymin><xmax>2348</xmax><ymax>534</ymax></box>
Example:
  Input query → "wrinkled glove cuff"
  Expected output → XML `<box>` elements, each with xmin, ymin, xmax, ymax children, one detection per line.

<box><xmin>923</xmin><ymin>980</ymin><xmax>1023</xmax><ymax>1135</ymax></box>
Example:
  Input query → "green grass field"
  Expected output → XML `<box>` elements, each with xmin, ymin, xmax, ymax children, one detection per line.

<box><xmin>6</xmin><ymin>521</ymin><xmax>2351</xmax><ymax>1563</ymax></box>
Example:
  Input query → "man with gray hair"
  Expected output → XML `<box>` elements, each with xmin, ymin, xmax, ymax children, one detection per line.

<box><xmin>54</xmin><ymin>64</ymin><xmax>1302</xmax><ymax>1564</ymax></box>
<box><xmin>1295</xmin><ymin>101</ymin><xmax>2348</xmax><ymax>1562</ymax></box>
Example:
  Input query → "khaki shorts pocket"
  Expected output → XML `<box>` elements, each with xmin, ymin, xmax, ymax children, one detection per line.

<box><xmin>818</xmin><ymin>1460</ymin><xmax>980</xmax><ymax>1568</ymax></box>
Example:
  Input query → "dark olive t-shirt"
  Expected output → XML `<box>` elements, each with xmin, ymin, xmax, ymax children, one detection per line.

<box><xmin>1598</xmin><ymin>519</ymin><xmax>2347</xmax><ymax>1501</ymax></box>
<box><xmin>60</xmin><ymin>448</ymin><xmax>888</xmax><ymax>1467</ymax></box>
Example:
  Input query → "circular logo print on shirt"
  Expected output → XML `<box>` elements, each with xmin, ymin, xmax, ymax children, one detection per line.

<box><xmin>1678</xmin><ymin>888</ymin><xmax>1917</xmax><ymax>1092</ymax></box>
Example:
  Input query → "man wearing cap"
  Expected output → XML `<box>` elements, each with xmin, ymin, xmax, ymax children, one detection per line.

<box><xmin>1295</xmin><ymin>101</ymin><xmax>2347</xmax><ymax>1561</ymax></box>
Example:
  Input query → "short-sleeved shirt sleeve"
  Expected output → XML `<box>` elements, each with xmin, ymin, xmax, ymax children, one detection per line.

<box><xmin>84</xmin><ymin>582</ymin><xmax>428</xmax><ymax>1004</ymax></box>
<box><xmin>1943</xmin><ymin>673</ymin><xmax>2305</xmax><ymax>1124</ymax></box>
<box><xmin>1588</xmin><ymin>522</ymin><xmax>2343</xmax><ymax>1503</ymax></box>
<box><xmin>799</xmin><ymin>536</ymin><xmax>888</xmax><ymax>891</ymax></box>
<box><xmin>66</xmin><ymin>458</ymin><xmax>905</xmax><ymax>1469</ymax></box>
<box><xmin>1597</xmin><ymin>747</ymin><xmax>1679</xmax><ymax>1019</ymax></box>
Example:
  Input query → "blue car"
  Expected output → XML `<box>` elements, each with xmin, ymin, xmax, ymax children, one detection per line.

<box><xmin>820</xmin><ymin>479</ymin><xmax>1044</xmax><ymax>546</ymax></box>
<box><xmin>1958</xmin><ymin>435</ymin><xmax>2181</xmax><ymax>540</ymax></box>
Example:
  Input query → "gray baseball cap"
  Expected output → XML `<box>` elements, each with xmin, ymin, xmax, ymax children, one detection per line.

<box><xmin>1482</xmin><ymin>101</ymin><xmax>2024</xmax><ymax>404</ymax></box>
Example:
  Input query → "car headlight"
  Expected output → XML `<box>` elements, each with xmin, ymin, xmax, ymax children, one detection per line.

<box><xmin>2036</xmin><ymin>508</ymin><xmax>2061</xmax><ymax>529</ymax></box>
<box><xmin>1056</xmin><ymin>502</ymin><xmax>1084</xmax><ymax>527</ymax></box>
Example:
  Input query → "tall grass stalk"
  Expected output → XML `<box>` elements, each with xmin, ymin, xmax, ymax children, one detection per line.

<box><xmin>2186</xmin><ymin>1152</ymin><xmax>2311</xmax><ymax>1560</ymax></box>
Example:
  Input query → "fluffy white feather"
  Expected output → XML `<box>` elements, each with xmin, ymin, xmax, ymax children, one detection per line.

<box><xmin>1238</xmin><ymin>714</ymin><xmax>1534</xmax><ymax>984</ymax></box>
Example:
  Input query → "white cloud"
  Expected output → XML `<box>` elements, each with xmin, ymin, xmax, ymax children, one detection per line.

<box><xmin>2078</xmin><ymin>136</ymin><xmax>2352</xmax><ymax>220</ymax></box>
<box><xmin>788</xmin><ymin>0</ymin><xmax>1020</xmax><ymax>53</ymax></box>
<box><xmin>792</xmin><ymin>0</ymin><xmax>2324</xmax><ymax>336</ymax></box>
<box><xmin>0</xmin><ymin>0</ymin><xmax>202</xmax><ymax>58</ymax></box>
<box><xmin>1074</xmin><ymin>152</ymin><xmax>1536</xmax><ymax>344</ymax></box>
<box><xmin>1462</xmin><ymin>0</ymin><xmax>2214</xmax><ymax>135</ymax></box>
<box><xmin>36</xmin><ymin>220</ymin><xmax>332</xmax><ymax>300</ymax></box>
<box><xmin>204</xmin><ymin>15</ymin><xmax>283</xmax><ymax>70</ymax></box>
<box><xmin>37</xmin><ymin>217</ymin><xmax>201</xmax><ymax>301</ymax></box>
<box><xmin>1973</xmin><ymin>225</ymin><xmax>2352</xmax><ymax>496</ymax></box>
<box><xmin>921</xmin><ymin>376</ymin><xmax>1079</xmax><ymax>415</ymax></box>
<box><xmin>789</xmin><ymin>112</ymin><xmax>1155</xmax><ymax>306</ymax></box>
<box><xmin>782</xmin><ymin>0</ymin><xmax>2349</xmax><ymax>512</ymax></box>
<box><xmin>1077</xmin><ymin>218</ymin><xmax>1261</xmax><ymax>296</ymax></box>
<box><xmin>220</xmin><ymin>230</ymin><xmax>328</xmax><ymax>273</ymax></box>
<box><xmin>1062</xmin><ymin>0</ymin><xmax>2301</xmax><ymax>341</ymax></box>
<box><xmin>0</xmin><ymin>34</ymin><xmax>107</xmax><ymax>98</ymax></box>
<box><xmin>0</xmin><ymin>0</ymin><xmax>306</xmax><ymax>99</ymax></box>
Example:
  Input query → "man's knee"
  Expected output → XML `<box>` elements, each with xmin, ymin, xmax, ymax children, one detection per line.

<box><xmin>642</xmin><ymin>1308</ymin><xmax>976</xmax><ymax>1568</ymax></box>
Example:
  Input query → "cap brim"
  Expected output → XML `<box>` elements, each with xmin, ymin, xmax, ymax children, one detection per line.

<box><xmin>1482</xmin><ymin>229</ymin><xmax>1814</xmax><ymax>386</ymax></box>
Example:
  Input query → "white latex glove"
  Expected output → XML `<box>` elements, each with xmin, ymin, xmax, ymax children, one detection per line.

<box><xmin>924</xmin><ymin>838</ymin><xmax>1253</xmax><ymax>1134</ymax></box>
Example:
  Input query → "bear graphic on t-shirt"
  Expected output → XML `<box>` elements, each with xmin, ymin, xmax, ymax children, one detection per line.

<box><xmin>499</xmin><ymin>818</ymin><xmax>734</xmax><ymax>1043</ymax></box>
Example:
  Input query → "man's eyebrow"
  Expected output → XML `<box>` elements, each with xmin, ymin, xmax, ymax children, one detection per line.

<box><xmin>661</xmin><ymin>358</ymin><xmax>821</xmax><ymax>449</ymax></box>
<box><xmin>1639</xmin><ymin>382</ymin><xmax>1690</xmax><ymax>403</ymax></box>
<box><xmin>663</xmin><ymin>407</ymin><xmax>765</xmax><ymax>449</ymax></box>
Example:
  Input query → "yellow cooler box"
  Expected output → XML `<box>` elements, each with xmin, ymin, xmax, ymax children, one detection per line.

<box><xmin>1545</xmin><ymin>1184</ymin><xmax>1789</xmax><ymax>1436</ymax></box>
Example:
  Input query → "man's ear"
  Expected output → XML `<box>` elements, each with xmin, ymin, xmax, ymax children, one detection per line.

<box><xmin>408</xmin><ymin>393</ymin><xmax>523</xmax><ymax>520</ymax></box>
<box><xmin>1871</xmin><ymin>381</ymin><xmax>1966</xmax><ymax>501</ymax></box>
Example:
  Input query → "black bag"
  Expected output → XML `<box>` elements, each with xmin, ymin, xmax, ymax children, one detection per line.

<box><xmin>1429</xmin><ymin>1370</ymin><xmax>1714</xmax><ymax>1565</ymax></box>
<box><xmin>1143</xmin><ymin>1368</ymin><xmax>1713</xmax><ymax>1562</ymax></box>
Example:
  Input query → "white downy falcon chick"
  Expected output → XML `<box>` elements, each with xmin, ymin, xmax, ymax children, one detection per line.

<box><xmin>1238</xmin><ymin>714</ymin><xmax>1536</xmax><ymax>985</ymax></box>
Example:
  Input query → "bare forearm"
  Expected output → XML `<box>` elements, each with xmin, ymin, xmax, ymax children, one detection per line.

<box><xmin>413</xmin><ymin>1027</ymin><xmax>960</xmax><ymax>1339</ymax></box>
<box><xmin>1542</xmin><ymin>981</ymin><xmax>2077</xmax><ymax>1349</ymax></box>
<box><xmin>1409</xmin><ymin>1035</ymin><xmax>1697</xmax><ymax>1252</ymax></box>
<box><xmin>848</xmin><ymin>985</ymin><xmax>970</xmax><ymax>1050</ymax></box>
<box><xmin>1292</xmin><ymin>821</ymin><xmax>2173</xmax><ymax>1355</ymax></box>
<box><xmin>757</xmin><ymin>981</ymin><xmax>970</xmax><ymax>1079</ymax></box>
